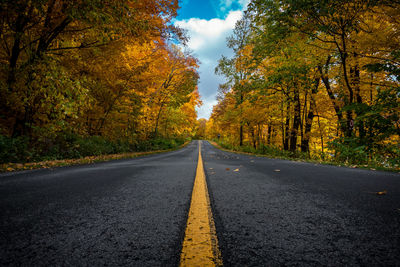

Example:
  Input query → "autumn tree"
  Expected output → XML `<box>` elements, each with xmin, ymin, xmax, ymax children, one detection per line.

<box><xmin>209</xmin><ymin>0</ymin><xmax>399</xmax><ymax>166</ymax></box>
<box><xmin>0</xmin><ymin>0</ymin><xmax>201</xmax><ymax>162</ymax></box>
<box><xmin>0</xmin><ymin>0</ymin><xmax>183</xmax><ymax>137</ymax></box>
<box><xmin>215</xmin><ymin>13</ymin><xmax>252</xmax><ymax>146</ymax></box>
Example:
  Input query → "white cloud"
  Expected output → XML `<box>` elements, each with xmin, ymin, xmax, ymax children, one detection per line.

<box><xmin>175</xmin><ymin>10</ymin><xmax>243</xmax><ymax>119</ymax></box>
<box><xmin>175</xmin><ymin>11</ymin><xmax>242</xmax><ymax>49</ymax></box>
<box><xmin>199</xmin><ymin>97</ymin><xmax>218</xmax><ymax>119</ymax></box>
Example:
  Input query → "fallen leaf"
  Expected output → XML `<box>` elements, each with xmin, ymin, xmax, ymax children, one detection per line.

<box><xmin>274</xmin><ymin>169</ymin><xmax>280</xmax><ymax>172</ymax></box>
<box><xmin>234</xmin><ymin>168</ymin><xmax>239</xmax><ymax>172</ymax></box>
<box><xmin>376</xmin><ymin>190</ymin><xmax>387</xmax><ymax>195</ymax></box>
<box><xmin>226</xmin><ymin>168</ymin><xmax>230</xmax><ymax>171</ymax></box>
<box><xmin>209</xmin><ymin>168</ymin><xmax>213</xmax><ymax>170</ymax></box>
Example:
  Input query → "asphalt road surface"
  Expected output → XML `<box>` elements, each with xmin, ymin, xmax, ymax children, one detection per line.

<box><xmin>0</xmin><ymin>142</ymin><xmax>198</xmax><ymax>266</ymax></box>
<box><xmin>201</xmin><ymin>141</ymin><xmax>400</xmax><ymax>266</ymax></box>
<box><xmin>1</xmin><ymin>141</ymin><xmax>400</xmax><ymax>266</ymax></box>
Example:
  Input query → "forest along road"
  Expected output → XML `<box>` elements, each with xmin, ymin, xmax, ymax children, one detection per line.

<box><xmin>1</xmin><ymin>141</ymin><xmax>400</xmax><ymax>266</ymax></box>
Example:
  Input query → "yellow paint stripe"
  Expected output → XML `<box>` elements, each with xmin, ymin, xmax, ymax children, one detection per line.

<box><xmin>180</xmin><ymin>141</ymin><xmax>223</xmax><ymax>267</ymax></box>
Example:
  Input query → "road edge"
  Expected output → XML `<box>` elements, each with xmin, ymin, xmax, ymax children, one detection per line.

<box><xmin>1</xmin><ymin>140</ymin><xmax>192</xmax><ymax>173</ymax></box>
<box><xmin>207</xmin><ymin>140</ymin><xmax>399</xmax><ymax>173</ymax></box>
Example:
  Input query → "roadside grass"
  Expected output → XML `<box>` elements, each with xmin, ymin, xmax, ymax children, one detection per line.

<box><xmin>1</xmin><ymin>141</ymin><xmax>190</xmax><ymax>173</ymax></box>
<box><xmin>209</xmin><ymin>141</ymin><xmax>400</xmax><ymax>173</ymax></box>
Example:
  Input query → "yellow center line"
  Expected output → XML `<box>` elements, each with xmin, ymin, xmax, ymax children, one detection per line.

<box><xmin>180</xmin><ymin>140</ymin><xmax>223</xmax><ymax>267</ymax></box>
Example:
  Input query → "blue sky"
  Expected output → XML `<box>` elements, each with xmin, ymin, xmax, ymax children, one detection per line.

<box><xmin>173</xmin><ymin>0</ymin><xmax>249</xmax><ymax>119</ymax></box>
<box><xmin>176</xmin><ymin>0</ymin><xmax>243</xmax><ymax>20</ymax></box>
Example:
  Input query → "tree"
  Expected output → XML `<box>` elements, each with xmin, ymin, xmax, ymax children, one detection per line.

<box><xmin>209</xmin><ymin>0</ymin><xmax>399</xmax><ymax>166</ymax></box>
<box><xmin>0</xmin><ymin>0</ymin><xmax>183</xmax><ymax>137</ymax></box>
<box><xmin>215</xmin><ymin>13</ymin><xmax>252</xmax><ymax>146</ymax></box>
<box><xmin>0</xmin><ymin>0</ymin><xmax>202</xmax><ymax>163</ymax></box>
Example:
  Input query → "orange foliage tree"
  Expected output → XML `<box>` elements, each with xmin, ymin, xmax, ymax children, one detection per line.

<box><xmin>0</xmin><ymin>0</ymin><xmax>201</xmax><ymax>161</ymax></box>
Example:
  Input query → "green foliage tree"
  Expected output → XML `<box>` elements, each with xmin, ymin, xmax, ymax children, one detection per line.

<box><xmin>209</xmin><ymin>0</ymin><xmax>400</xmax><ymax>168</ymax></box>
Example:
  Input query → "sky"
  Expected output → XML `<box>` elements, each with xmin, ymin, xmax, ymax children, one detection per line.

<box><xmin>173</xmin><ymin>0</ymin><xmax>249</xmax><ymax>119</ymax></box>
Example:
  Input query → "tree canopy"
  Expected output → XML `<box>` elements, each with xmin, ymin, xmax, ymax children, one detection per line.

<box><xmin>208</xmin><ymin>0</ymin><xmax>399</xmax><ymax>167</ymax></box>
<box><xmin>0</xmin><ymin>0</ymin><xmax>201</xmax><ymax>162</ymax></box>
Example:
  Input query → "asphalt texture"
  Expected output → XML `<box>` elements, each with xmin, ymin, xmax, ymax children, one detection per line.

<box><xmin>0</xmin><ymin>141</ymin><xmax>198</xmax><ymax>266</ymax></box>
<box><xmin>1</xmin><ymin>140</ymin><xmax>400</xmax><ymax>266</ymax></box>
<box><xmin>202</xmin><ymin>141</ymin><xmax>400</xmax><ymax>266</ymax></box>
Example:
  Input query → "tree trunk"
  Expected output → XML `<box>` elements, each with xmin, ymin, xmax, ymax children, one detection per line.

<box><xmin>337</xmin><ymin>34</ymin><xmax>354</xmax><ymax>137</ymax></box>
<box><xmin>239</xmin><ymin>92</ymin><xmax>244</xmax><ymax>146</ymax></box>
<box><xmin>350</xmin><ymin>61</ymin><xmax>365</xmax><ymax>138</ymax></box>
<box><xmin>267</xmin><ymin>125</ymin><xmax>272</xmax><ymax>145</ymax></box>
<box><xmin>154</xmin><ymin>103</ymin><xmax>164</xmax><ymax>138</ymax></box>
<box><xmin>251</xmin><ymin>126</ymin><xmax>256</xmax><ymax>149</ymax></box>
<box><xmin>239</xmin><ymin>124</ymin><xmax>243</xmax><ymax>146</ymax></box>
<box><xmin>283</xmin><ymin>103</ymin><xmax>290</xmax><ymax>151</ymax></box>
<box><xmin>301</xmin><ymin>78</ymin><xmax>319</xmax><ymax>153</ymax></box>
<box><xmin>7</xmin><ymin>3</ymin><xmax>33</xmax><ymax>92</ymax></box>
<box><xmin>319</xmin><ymin>61</ymin><xmax>348</xmax><ymax>136</ymax></box>
<box><xmin>289</xmin><ymin>88</ymin><xmax>301</xmax><ymax>152</ymax></box>
<box><xmin>301</xmin><ymin>104</ymin><xmax>314</xmax><ymax>153</ymax></box>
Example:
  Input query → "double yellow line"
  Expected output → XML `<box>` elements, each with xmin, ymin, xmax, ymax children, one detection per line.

<box><xmin>180</xmin><ymin>141</ymin><xmax>222</xmax><ymax>266</ymax></box>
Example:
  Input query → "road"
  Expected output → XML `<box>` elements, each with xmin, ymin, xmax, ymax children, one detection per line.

<box><xmin>201</xmin><ymin>141</ymin><xmax>400</xmax><ymax>266</ymax></box>
<box><xmin>0</xmin><ymin>142</ymin><xmax>198</xmax><ymax>266</ymax></box>
<box><xmin>1</xmin><ymin>141</ymin><xmax>399</xmax><ymax>266</ymax></box>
